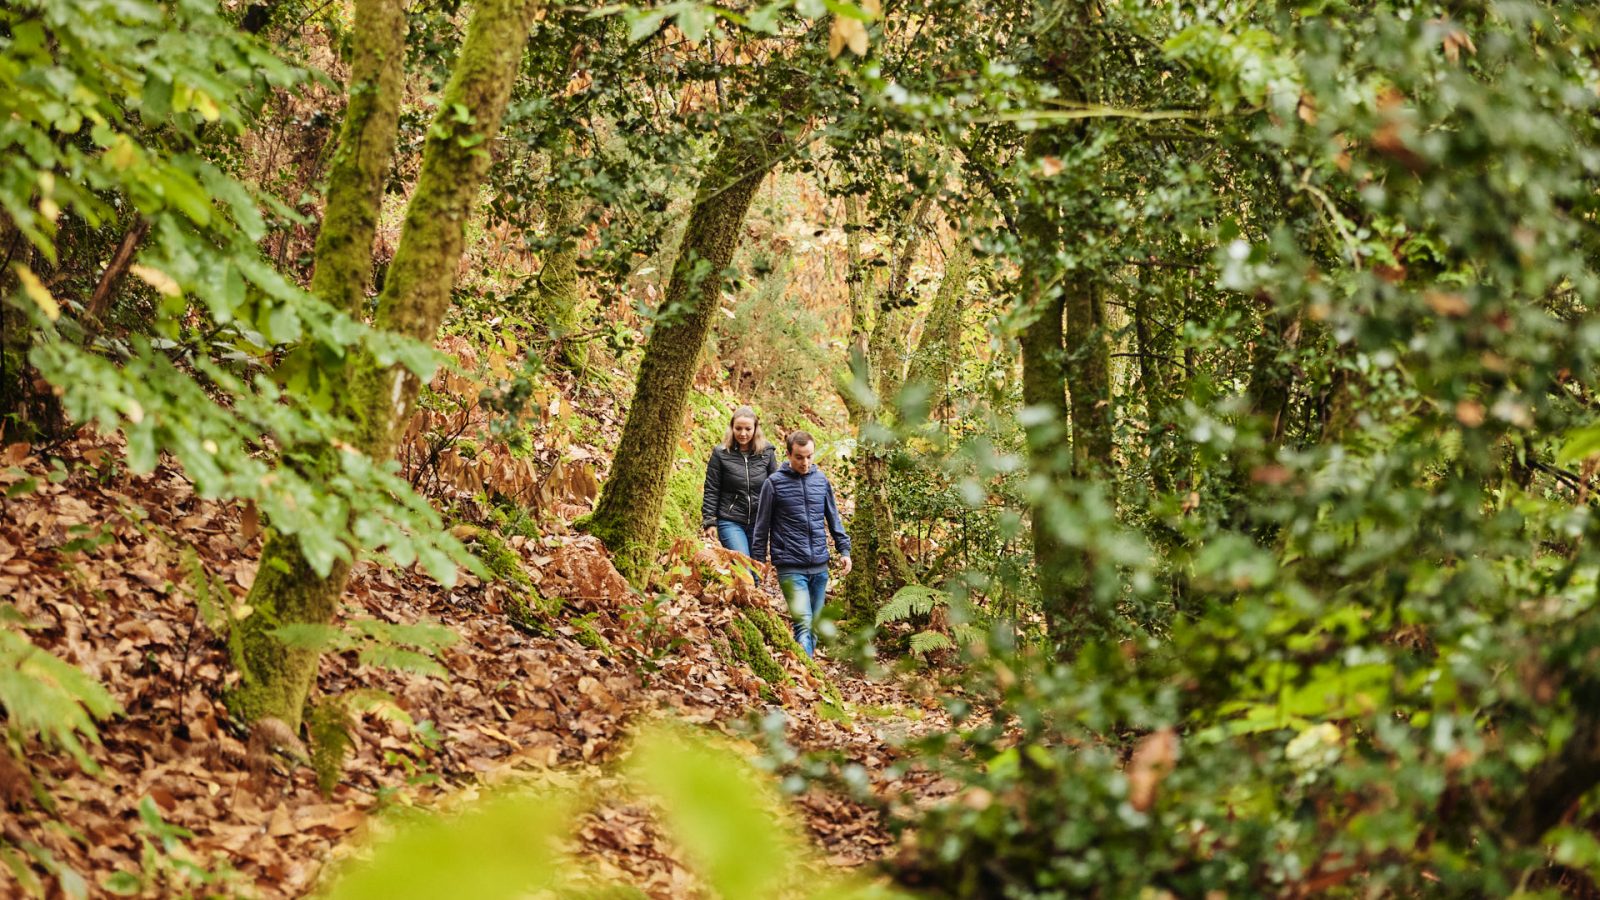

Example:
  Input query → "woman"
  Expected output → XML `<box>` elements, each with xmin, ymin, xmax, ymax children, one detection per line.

<box><xmin>701</xmin><ymin>406</ymin><xmax>778</xmax><ymax>567</ymax></box>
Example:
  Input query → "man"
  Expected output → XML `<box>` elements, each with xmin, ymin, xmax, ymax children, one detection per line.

<box><xmin>751</xmin><ymin>430</ymin><xmax>852</xmax><ymax>658</ymax></box>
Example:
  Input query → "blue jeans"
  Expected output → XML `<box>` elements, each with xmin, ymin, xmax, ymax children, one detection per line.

<box><xmin>778</xmin><ymin>571</ymin><xmax>830</xmax><ymax>657</ymax></box>
<box><xmin>716</xmin><ymin>520</ymin><xmax>759</xmax><ymax>583</ymax></box>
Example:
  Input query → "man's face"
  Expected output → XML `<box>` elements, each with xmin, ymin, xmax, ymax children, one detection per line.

<box><xmin>788</xmin><ymin>441</ymin><xmax>815</xmax><ymax>474</ymax></box>
<box><xmin>732</xmin><ymin>416</ymin><xmax>756</xmax><ymax>448</ymax></box>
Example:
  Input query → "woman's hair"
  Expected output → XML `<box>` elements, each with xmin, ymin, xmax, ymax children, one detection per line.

<box><xmin>721</xmin><ymin>406</ymin><xmax>770</xmax><ymax>452</ymax></box>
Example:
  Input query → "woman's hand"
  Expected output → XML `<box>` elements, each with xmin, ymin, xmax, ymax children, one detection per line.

<box><xmin>704</xmin><ymin>526</ymin><xmax>717</xmax><ymax>541</ymax></box>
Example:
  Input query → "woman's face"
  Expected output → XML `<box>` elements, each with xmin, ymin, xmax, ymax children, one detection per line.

<box><xmin>732</xmin><ymin>416</ymin><xmax>756</xmax><ymax>448</ymax></box>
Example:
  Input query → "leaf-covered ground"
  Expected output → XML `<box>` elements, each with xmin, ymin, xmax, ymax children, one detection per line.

<box><xmin>0</xmin><ymin>431</ymin><xmax>953</xmax><ymax>897</ymax></box>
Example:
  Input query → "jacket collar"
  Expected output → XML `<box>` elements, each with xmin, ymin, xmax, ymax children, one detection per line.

<box><xmin>776</xmin><ymin>461</ymin><xmax>819</xmax><ymax>479</ymax></box>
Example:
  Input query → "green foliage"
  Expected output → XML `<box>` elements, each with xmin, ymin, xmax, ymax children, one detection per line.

<box><xmin>659</xmin><ymin>388</ymin><xmax>729</xmax><ymax>551</ymax></box>
<box><xmin>713</xmin><ymin>250</ymin><xmax>835</xmax><ymax>426</ymax></box>
<box><xmin>906</xmin><ymin>630</ymin><xmax>953</xmax><ymax>655</ymax></box>
<box><xmin>324</xmin><ymin>791</ymin><xmax>572</xmax><ymax>900</ymax></box>
<box><xmin>0</xmin><ymin>606</ymin><xmax>119</xmax><ymax>772</ymax></box>
<box><xmin>3</xmin><ymin>0</ymin><xmax>475</xmax><ymax>584</ymax></box>
<box><xmin>828</xmin><ymin>0</ymin><xmax>1600</xmax><ymax>894</ymax></box>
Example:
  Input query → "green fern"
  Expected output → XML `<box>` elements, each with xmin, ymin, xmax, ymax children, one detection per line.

<box><xmin>951</xmin><ymin>622</ymin><xmax>985</xmax><ymax>647</ymax></box>
<box><xmin>909</xmin><ymin>630</ymin><xmax>954</xmax><ymax>655</ymax></box>
<box><xmin>0</xmin><ymin>606</ymin><xmax>120</xmax><ymax>772</ymax></box>
<box><xmin>875</xmin><ymin>584</ymin><xmax>947</xmax><ymax>626</ymax></box>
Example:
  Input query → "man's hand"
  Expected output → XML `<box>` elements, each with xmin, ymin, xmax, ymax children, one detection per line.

<box><xmin>839</xmin><ymin>555</ymin><xmax>853</xmax><ymax>576</ymax></box>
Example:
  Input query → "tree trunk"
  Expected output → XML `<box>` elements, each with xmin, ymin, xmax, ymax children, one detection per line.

<box><xmin>84</xmin><ymin>218</ymin><xmax>150</xmax><ymax>329</ymax></box>
<box><xmin>839</xmin><ymin>196</ymin><xmax>927</xmax><ymax>627</ymax></box>
<box><xmin>1064</xmin><ymin>278</ymin><xmax>1113</xmax><ymax>480</ymax></box>
<box><xmin>230</xmin><ymin>0</ymin><xmax>541</xmax><ymax>729</ymax></box>
<box><xmin>904</xmin><ymin>235</ymin><xmax>970</xmax><ymax>423</ymax></box>
<box><xmin>1245</xmin><ymin>290</ymin><xmax>1302</xmax><ymax>450</ymax></box>
<box><xmin>1016</xmin><ymin>177</ymin><xmax>1077</xmax><ymax>652</ymax></box>
<box><xmin>310</xmin><ymin>0</ymin><xmax>408</xmax><ymax>317</ymax></box>
<box><xmin>535</xmin><ymin>142</ymin><xmax>587</xmax><ymax>373</ymax></box>
<box><xmin>1131</xmin><ymin>286</ymin><xmax>1172</xmax><ymax>495</ymax></box>
<box><xmin>584</xmin><ymin>122</ymin><xmax>788</xmax><ymax>583</ymax></box>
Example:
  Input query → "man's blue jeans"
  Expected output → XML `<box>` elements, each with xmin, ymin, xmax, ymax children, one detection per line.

<box><xmin>715</xmin><ymin>520</ymin><xmax>759</xmax><ymax>584</ymax></box>
<box><xmin>778</xmin><ymin>570</ymin><xmax>829</xmax><ymax>657</ymax></box>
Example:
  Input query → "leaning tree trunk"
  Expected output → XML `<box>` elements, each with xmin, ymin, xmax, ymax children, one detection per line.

<box><xmin>584</xmin><ymin>122</ymin><xmax>788</xmax><ymax>582</ymax></box>
<box><xmin>230</xmin><ymin>0</ymin><xmax>541</xmax><ymax>729</ymax></box>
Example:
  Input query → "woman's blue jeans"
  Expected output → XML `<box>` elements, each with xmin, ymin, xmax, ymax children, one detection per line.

<box><xmin>778</xmin><ymin>570</ymin><xmax>830</xmax><ymax>657</ymax></box>
<box><xmin>715</xmin><ymin>520</ymin><xmax>759</xmax><ymax>584</ymax></box>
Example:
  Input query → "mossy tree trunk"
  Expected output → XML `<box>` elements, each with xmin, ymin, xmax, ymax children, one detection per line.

<box><xmin>1131</xmin><ymin>285</ymin><xmax>1173</xmax><ymax>495</ymax></box>
<box><xmin>585</xmin><ymin>121</ymin><xmax>790</xmax><ymax>583</ymax></box>
<box><xmin>904</xmin><ymin>234</ymin><xmax>971</xmax><ymax>422</ymax></box>
<box><xmin>535</xmin><ymin>136</ymin><xmax>588</xmax><ymax>374</ymax></box>
<box><xmin>1023</xmin><ymin>10</ymin><xmax>1117</xmax><ymax>656</ymax></box>
<box><xmin>231</xmin><ymin>0</ymin><xmax>542</xmax><ymax>730</ymax></box>
<box><xmin>1015</xmin><ymin>160</ymin><xmax>1078</xmax><ymax>652</ymax></box>
<box><xmin>1064</xmin><ymin>280</ymin><xmax>1113</xmax><ymax>481</ymax></box>
<box><xmin>840</xmin><ymin>195</ymin><xmax>928</xmax><ymax>627</ymax></box>
<box><xmin>310</xmin><ymin>0</ymin><xmax>407</xmax><ymax>317</ymax></box>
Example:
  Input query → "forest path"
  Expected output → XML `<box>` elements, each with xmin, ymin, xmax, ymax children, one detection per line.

<box><xmin>0</xmin><ymin>435</ymin><xmax>945</xmax><ymax>897</ymax></box>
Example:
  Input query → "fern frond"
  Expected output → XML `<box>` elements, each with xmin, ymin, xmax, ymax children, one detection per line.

<box><xmin>909</xmin><ymin>630</ymin><xmax>954</xmax><ymax>655</ymax></box>
<box><xmin>876</xmin><ymin>584</ymin><xmax>947</xmax><ymax>626</ymax></box>
<box><xmin>951</xmin><ymin>622</ymin><xmax>985</xmax><ymax>647</ymax></box>
<box><xmin>0</xmin><ymin>613</ymin><xmax>120</xmax><ymax>771</ymax></box>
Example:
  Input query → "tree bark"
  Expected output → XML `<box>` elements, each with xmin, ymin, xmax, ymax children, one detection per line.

<box><xmin>85</xmin><ymin>218</ymin><xmax>150</xmax><ymax>329</ymax></box>
<box><xmin>838</xmin><ymin>195</ymin><xmax>928</xmax><ymax>626</ymax></box>
<box><xmin>230</xmin><ymin>0</ymin><xmax>542</xmax><ymax>729</ymax></box>
<box><xmin>310</xmin><ymin>0</ymin><xmax>408</xmax><ymax>317</ymax></box>
<box><xmin>1131</xmin><ymin>286</ymin><xmax>1172</xmax><ymax>495</ymax></box>
<box><xmin>1016</xmin><ymin>171</ymin><xmax>1077</xmax><ymax>652</ymax></box>
<box><xmin>535</xmin><ymin>141</ymin><xmax>587</xmax><ymax>373</ymax></box>
<box><xmin>1245</xmin><ymin>290</ymin><xmax>1302</xmax><ymax>450</ymax></box>
<box><xmin>1064</xmin><ymin>278</ymin><xmax>1113</xmax><ymax>480</ymax></box>
<box><xmin>905</xmin><ymin>235</ymin><xmax>971</xmax><ymax>422</ymax></box>
<box><xmin>584</xmin><ymin>121</ymin><xmax>789</xmax><ymax>583</ymax></box>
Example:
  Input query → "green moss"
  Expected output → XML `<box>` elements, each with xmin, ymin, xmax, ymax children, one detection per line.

<box><xmin>745</xmin><ymin>607</ymin><xmax>845</xmax><ymax>708</ymax></box>
<box><xmin>658</xmin><ymin>459</ymin><xmax>705</xmax><ymax>552</ymax></box>
<box><xmin>471</xmin><ymin>529</ymin><xmax>532</xmax><ymax>589</ymax></box>
<box><xmin>658</xmin><ymin>388</ymin><xmax>727</xmax><ymax>554</ymax></box>
<box><xmin>308</xmin><ymin>701</ymin><xmax>352</xmax><ymax>797</ymax></box>
<box><xmin>489</xmin><ymin>501</ymin><xmax>540</xmax><ymax>540</ymax></box>
<box><xmin>572</xmin><ymin>613</ymin><xmax>613</xmax><ymax>654</ymax></box>
<box><xmin>728</xmin><ymin>613</ymin><xmax>791</xmax><ymax>688</ymax></box>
